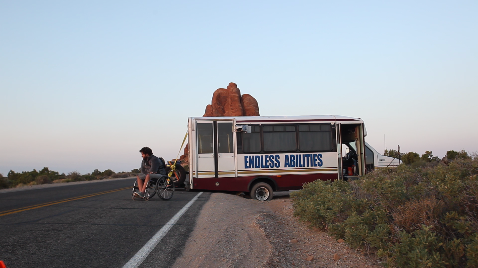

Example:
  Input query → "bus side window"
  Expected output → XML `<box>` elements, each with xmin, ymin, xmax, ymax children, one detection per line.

<box><xmin>263</xmin><ymin>125</ymin><xmax>296</xmax><ymax>152</ymax></box>
<box><xmin>298</xmin><ymin>124</ymin><xmax>335</xmax><ymax>152</ymax></box>
<box><xmin>240</xmin><ymin>125</ymin><xmax>261</xmax><ymax>153</ymax></box>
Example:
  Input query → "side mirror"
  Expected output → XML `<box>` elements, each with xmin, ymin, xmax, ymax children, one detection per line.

<box><xmin>235</xmin><ymin>125</ymin><xmax>251</xmax><ymax>133</ymax></box>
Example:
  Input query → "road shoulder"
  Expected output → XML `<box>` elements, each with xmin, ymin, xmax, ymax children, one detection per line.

<box><xmin>173</xmin><ymin>192</ymin><xmax>381</xmax><ymax>267</ymax></box>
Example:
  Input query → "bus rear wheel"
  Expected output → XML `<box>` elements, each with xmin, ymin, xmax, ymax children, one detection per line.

<box><xmin>251</xmin><ymin>182</ymin><xmax>273</xmax><ymax>201</ymax></box>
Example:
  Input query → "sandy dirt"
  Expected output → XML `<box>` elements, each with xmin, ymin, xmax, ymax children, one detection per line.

<box><xmin>173</xmin><ymin>192</ymin><xmax>382</xmax><ymax>268</ymax></box>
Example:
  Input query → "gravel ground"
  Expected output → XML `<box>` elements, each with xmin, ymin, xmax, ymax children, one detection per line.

<box><xmin>173</xmin><ymin>192</ymin><xmax>382</xmax><ymax>268</ymax></box>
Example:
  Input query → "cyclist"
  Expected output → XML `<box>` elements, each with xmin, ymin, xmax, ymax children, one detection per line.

<box><xmin>134</xmin><ymin>147</ymin><xmax>166</xmax><ymax>198</ymax></box>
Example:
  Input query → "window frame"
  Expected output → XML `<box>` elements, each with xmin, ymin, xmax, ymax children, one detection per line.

<box><xmin>237</xmin><ymin>123</ymin><xmax>336</xmax><ymax>154</ymax></box>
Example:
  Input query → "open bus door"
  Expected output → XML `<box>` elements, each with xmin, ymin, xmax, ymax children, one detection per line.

<box><xmin>195</xmin><ymin>119</ymin><xmax>236</xmax><ymax>179</ymax></box>
<box><xmin>339</xmin><ymin>123</ymin><xmax>366</xmax><ymax>180</ymax></box>
<box><xmin>356</xmin><ymin>123</ymin><xmax>366</xmax><ymax>176</ymax></box>
<box><xmin>336</xmin><ymin>122</ymin><xmax>342</xmax><ymax>180</ymax></box>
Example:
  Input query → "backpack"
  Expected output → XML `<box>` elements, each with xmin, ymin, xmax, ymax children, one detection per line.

<box><xmin>157</xmin><ymin>157</ymin><xmax>167</xmax><ymax>175</ymax></box>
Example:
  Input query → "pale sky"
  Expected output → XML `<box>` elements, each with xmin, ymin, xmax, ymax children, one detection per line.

<box><xmin>1</xmin><ymin>0</ymin><xmax>477</xmax><ymax>175</ymax></box>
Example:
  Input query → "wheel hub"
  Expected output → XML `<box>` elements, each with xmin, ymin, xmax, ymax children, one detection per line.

<box><xmin>255</xmin><ymin>187</ymin><xmax>269</xmax><ymax>201</ymax></box>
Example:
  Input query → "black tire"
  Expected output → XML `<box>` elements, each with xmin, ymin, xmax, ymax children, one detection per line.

<box><xmin>168</xmin><ymin>164</ymin><xmax>186</xmax><ymax>187</ymax></box>
<box><xmin>144</xmin><ymin>179</ymin><xmax>156</xmax><ymax>200</ymax></box>
<box><xmin>250</xmin><ymin>182</ymin><xmax>274</xmax><ymax>201</ymax></box>
<box><xmin>157</xmin><ymin>177</ymin><xmax>175</xmax><ymax>200</ymax></box>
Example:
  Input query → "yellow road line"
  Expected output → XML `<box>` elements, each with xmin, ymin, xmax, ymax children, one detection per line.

<box><xmin>0</xmin><ymin>187</ymin><xmax>131</xmax><ymax>217</ymax></box>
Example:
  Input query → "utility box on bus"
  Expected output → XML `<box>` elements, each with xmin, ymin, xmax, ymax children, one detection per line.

<box><xmin>186</xmin><ymin>115</ymin><xmax>396</xmax><ymax>201</ymax></box>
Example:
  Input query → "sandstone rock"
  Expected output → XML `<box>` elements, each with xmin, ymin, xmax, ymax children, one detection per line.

<box><xmin>334</xmin><ymin>253</ymin><xmax>341</xmax><ymax>261</ymax></box>
<box><xmin>203</xmin><ymin>82</ymin><xmax>259</xmax><ymax>117</ymax></box>
<box><xmin>179</xmin><ymin>144</ymin><xmax>189</xmax><ymax>162</ymax></box>
<box><xmin>181</xmin><ymin>82</ymin><xmax>260</xmax><ymax>164</ymax></box>
<box><xmin>290</xmin><ymin>239</ymin><xmax>298</xmax><ymax>244</ymax></box>
<box><xmin>337</xmin><ymin>239</ymin><xmax>345</xmax><ymax>243</ymax></box>
<box><xmin>206</xmin><ymin>83</ymin><xmax>244</xmax><ymax>117</ymax></box>
<box><xmin>242</xmin><ymin>94</ymin><xmax>260</xmax><ymax>116</ymax></box>
<box><xmin>306</xmin><ymin>256</ymin><xmax>314</xmax><ymax>261</ymax></box>
<box><xmin>203</xmin><ymin>105</ymin><xmax>213</xmax><ymax>117</ymax></box>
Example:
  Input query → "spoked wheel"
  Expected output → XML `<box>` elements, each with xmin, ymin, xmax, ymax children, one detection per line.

<box><xmin>144</xmin><ymin>180</ymin><xmax>157</xmax><ymax>200</ymax></box>
<box><xmin>157</xmin><ymin>177</ymin><xmax>175</xmax><ymax>200</ymax></box>
<box><xmin>169</xmin><ymin>165</ymin><xmax>186</xmax><ymax>187</ymax></box>
<box><xmin>132</xmin><ymin>181</ymin><xmax>142</xmax><ymax>201</ymax></box>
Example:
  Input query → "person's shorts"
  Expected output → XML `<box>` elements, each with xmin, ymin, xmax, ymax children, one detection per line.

<box><xmin>137</xmin><ymin>173</ymin><xmax>164</xmax><ymax>180</ymax></box>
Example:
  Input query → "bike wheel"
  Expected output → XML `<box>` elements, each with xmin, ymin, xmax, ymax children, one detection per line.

<box><xmin>157</xmin><ymin>177</ymin><xmax>175</xmax><ymax>200</ymax></box>
<box><xmin>170</xmin><ymin>164</ymin><xmax>186</xmax><ymax>187</ymax></box>
<box><xmin>144</xmin><ymin>180</ymin><xmax>156</xmax><ymax>200</ymax></box>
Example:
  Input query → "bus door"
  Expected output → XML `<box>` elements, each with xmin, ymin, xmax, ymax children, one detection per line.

<box><xmin>196</xmin><ymin>120</ymin><xmax>236</xmax><ymax>178</ymax></box>
<box><xmin>355</xmin><ymin>124</ymin><xmax>366</xmax><ymax>176</ymax></box>
<box><xmin>217</xmin><ymin>121</ymin><xmax>235</xmax><ymax>177</ymax></box>
<box><xmin>336</xmin><ymin>123</ymin><xmax>343</xmax><ymax>180</ymax></box>
<box><xmin>338</xmin><ymin>123</ymin><xmax>366</xmax><ymax>179</ymax></box>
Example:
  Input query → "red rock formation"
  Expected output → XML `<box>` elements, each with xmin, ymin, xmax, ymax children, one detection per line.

<box><xmin>179</xmin><ymin>144</ymin><xmax>189</xmax><ymax>162</ymax></box>
<box><xmin>181</xmin><ymin>82</ymin><xmax>259</xmax><ymax>164</ymax></box>
<box><xmin>242</xmin><ymin>94</ymin><xmax>260</xmax><ymax>116</ymax></box>
<box><xmin>203</xmin><ymin>82</ymin><xmax>259</xmax><ymax>117</ymax></box>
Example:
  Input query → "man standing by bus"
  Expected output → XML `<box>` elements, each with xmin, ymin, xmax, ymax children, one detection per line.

<box><xmin>134</xmin><ymin>147</ymin><xmax>166</xmax><ymax>198</ymax></box>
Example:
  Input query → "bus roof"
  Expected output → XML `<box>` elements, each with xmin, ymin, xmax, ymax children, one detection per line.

<box><xmin>189</xmin><ymin>115</ymin><xmax>363</xmax><ymax>124</ymax></box>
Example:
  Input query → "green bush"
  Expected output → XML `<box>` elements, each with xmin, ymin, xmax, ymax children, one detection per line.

<box><xmin>3</xmin><ymin>167</ymin><xmax>132</xmax><ymax>188</ymax></box>
<box><xmin>102</xmin><ymin>169</ymin><xmax>114</xmax><ymax>177</ymax></box>
<box><xmin>292</xmin><ymin>157</ymin><xmax>478</xmax><ymax>267</ymax></box>
<box><xmin>35</xmin><ymin>175</ymin><xmax>51</xmax><ymax>184</ymax></box>
<box><xmin>447</xmin><ymin>150</ymin><xmax>470</xmax><ymax>161</ymax></box>
<box><xmin>81</xmin><ymin>174</ymin><xmax>97</xmax><ymax>181</ymax></box>
<box><xmin>92</xmin><ymin>169</ymin><xmax>102</xmax><ymax>176</ymax></box>
<box><xmin>112</xmin><ymin>172</ymin><xmax>130</xmax><ymax>178</ymax></box>
<box><xmin>0</xmin><ymin>173</ymin><xmax>8</xmax><ymax>189</ymax></box>
<box><xmin>402</xmin><ymin>152</ymin><xmax>420</xmax><ymax>165</ymax></box>
<box><xmin>66</xmin><ymin>171</ymin><xmax>83</xmax><ymax>182</ymax></box>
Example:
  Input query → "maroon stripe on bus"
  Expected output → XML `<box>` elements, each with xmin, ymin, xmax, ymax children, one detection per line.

<box><xmin>192</xmin><ymin>173</ymin><xmax>338</xmax><ymax>192</ymax></box>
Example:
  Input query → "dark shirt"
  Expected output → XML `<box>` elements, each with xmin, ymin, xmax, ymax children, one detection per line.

<box><xmin>140</xmin><ymin>155</ymin><xmax>164</xmax><ymax>175</ymax></box>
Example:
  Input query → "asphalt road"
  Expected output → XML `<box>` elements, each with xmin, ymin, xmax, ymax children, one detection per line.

<box><xmin>0</xmin><ymin>178</ymin><xmax>210</xmax><ymax>268</ymax></box>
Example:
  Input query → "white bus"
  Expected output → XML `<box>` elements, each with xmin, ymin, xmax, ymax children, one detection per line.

<box><xmin>186</xmin><ymin>115</ymin><xmax>398</xmax><ymax>200</ymax></box>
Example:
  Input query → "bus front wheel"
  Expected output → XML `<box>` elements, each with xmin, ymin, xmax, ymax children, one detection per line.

<box><xmin>250</xmin><ymin>182</ymin><xmax>273</xmax><ymax>201</ymax></box>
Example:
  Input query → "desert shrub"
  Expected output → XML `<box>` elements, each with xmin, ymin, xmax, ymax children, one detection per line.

<box><xmin>81</xmin><ymin>174</ymin><xmax>96</xmax><ymax>181</ymax></box>
<box><xmin>0</xmin><ymin>174</ymin><xmax>8</xmax><ymax>189</ymax></box>
<box><xmin>102</xmin><ymin>169</ymin><xmax>114</xmax><ymax>177</ymax></box>
<box><xmin>92</xmin><ymin>169</ymin><xmax>102</xmax><ymax>176</ymax></box>
<box><xmin>384</xmin><ymin>149</ymin><xmax>401</xmax><ymax>159</ymax></box>
<box><xmin>5</xmin><ymin>167</ymin><xmax>65</xmax><ymax>188</ymax></box>
<box><xmin>292</xmin><ymin>156</ymin><xmax>478</xmax><ymax>267</ymax></box>
<box><xmin>421</xmin><ymin>151</ymin><xmax>440</xmax><ymax>162</ymax></box>
<box><xmin>35</xmin><ymin>175</ymin><xmax>51</xmax><ymax>184</ymax></box>
<box><xmin>402</xmin><ymin>152</ymin><xmax>420</xmax><ymax>165</ymax></box>
<box><xmin>8</xmin><ymin>170</ymin><xmax>35</xmax><ymax>186</ymax></box>
<box><xmin>131</xmin><ymin>168</ymin><xmax>140</xmax><ymax>173</ymax></box>
<box><xmin>447</xmin><ymin>150</ymin><xmax>471</xmax><ymax>161</ymax></box>
<box><xmin>112</xmin><ymin>172</ymin><xmax>129</xmax><ymax>178</ymax></box>
<box><xmin>66</xmin><ymin>171</ymin><xmax>83</xmax><ymax>182</ymax></box>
